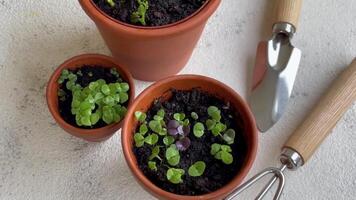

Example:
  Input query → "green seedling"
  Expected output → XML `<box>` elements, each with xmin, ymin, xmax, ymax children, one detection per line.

<box><xmin>208</xmin><ymin>106</ymin><xmax>221</xmax><ymax>121</ymax></box>
<box><xmin>149</xmin><ymin>146</ymin><xmax>160</xmax><ymax>160</ymax></box>
<box><xmin>223</xmin><ymin>129</ymin><xmax>236</xmax><ymax>145</ymax></box>
<box><xmin>134</xmin><ymin>133</ymin><xmax>145</xmax><ymax>147</ymax></box>
<box><xmin>149</xmin><ymin>120</ymin><xmax>167</xmax><ymax>136</ymax></box>
<box><xmin>157</xmin><ymin>109</ymin><xmax>165</xmax><ymax>118</ymax></box>
<box><xmin>135</xmin><ymin>111</ymin><xmax>147</xmax><ymax>123</ymax></box>
<box><xmin>146</xmin><ymin>109</ymin><xmax>168</xmax><ymax>136</ymax></box>
<box><xmin>173</xmin><ymin>113</ymin><xmax>186</xmax><ymax>122</ymax></box>
<box><xmin>191</xmin><ymin>112</ymin><xmax>199</xmax><ymax>120</ymax></box>
<box><xmin>188</xmin><ymin>161</ymin><xmax>206</xmax><ymax>177</ymax></box>
<box><xmin>58</xmin><ymin>69</ymin><xmax>129</xmax><ymax>127</ymax></box>
<box><xmin>144</xmin><ymin>134</ymin><xmax>159</xmax><ymax>145</ymax></box>
<box><xmin>165</xmin><ymin>144</ymin><xmax>180</xmax><ymax>166</ymax></box>
<box><xmin>211</xmin><ymin>122</ymin><xmax>227</xmax><ymax>136</ymax></box>
<box><xmin>110</xmin><ymin>68</ymin><xmax>120</xmax><ymax>78</ymax></box>
<box><xmin>183</xmin><ymin>119</ymin><xmax>190</xmax><ymax>126</ymax></box>
<box><xmin>193</xmin><ymin>122</ymin><xmax>205</xmax><ymax>138</ymax></box>
<box><xmin>205</xmin><ymin>106</ymin><xmax>228</xmax><ymax>136</ymax></box>
<box><xmin>166</xmin><ymin>168</ymin><xmax>185</xmax><ymax>184</ymax></box>
<box><xmin>148</xmin><ymin>161</ymin><xmax>157</xmax><ymax>171</ymax></box>
<box><xmin>58</xmin><ymin>89</ymin><xmax>66</xmax><ymax>101</ymax></box>
<box><xmin>130</xmin><ymin>0</ymin><xmax>149</xmax><ymax>25</ymax></box>
<box><xmin>139</xmin><ymin>124</ymin><xmax>148</xmax><ymax>135</ymax></box>
<box><xmin>210</xmin><ymin>143</ymin><xmax>233</xmax><ymax>165</ymax></box>
<box><xmin>163</xmin><ymin>136</ymin><xmax>175</xmax><ymax>146</ymax></box>
<box><xmin>106</xmin><ymin>0</ymin><xmax>115</xmax><ymax>7</ymax></box>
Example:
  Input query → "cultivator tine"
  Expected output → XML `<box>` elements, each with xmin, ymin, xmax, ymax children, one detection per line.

<box><xmin>225</xmin><ymin>166</ymin><xmax>286</xmax><ymax>200</ymax></box>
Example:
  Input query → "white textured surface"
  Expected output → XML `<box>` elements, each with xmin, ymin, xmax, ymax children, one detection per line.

<box><xmin>0</xmin><ymin>0</ymin><xmax>355</xmax><ymax>199</ymax></box>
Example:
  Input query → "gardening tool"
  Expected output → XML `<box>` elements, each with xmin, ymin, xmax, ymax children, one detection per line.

<box><xmin>250</xmin><ymin>0</ymin><xmax>303</xmax><ymax>132</ymax></box>
<box><xmin>226</xmin><ymin>58</ymin><xmax>356</xmax><ymax>200</ymax></box>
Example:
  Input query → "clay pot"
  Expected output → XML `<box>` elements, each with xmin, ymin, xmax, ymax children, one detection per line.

<box><xmin>79</xmin><ymin>0</ymin><xmax>221</xmax><ymax>81</ymax></box>
<box><xmin>122</xmin><ymin>75</ymin><xmax>258</xmax><ymax>199</ymax></box>
<box><xmin>46</xmin><ymin>54</ymin><xmax>135</xmax><ymax>142</ymax></box>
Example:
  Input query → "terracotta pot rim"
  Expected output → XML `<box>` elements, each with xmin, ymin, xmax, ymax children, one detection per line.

<box><xmin>79</xmin><ymin>0</ymin><xmax>221</xmax><ymax>36</ymax></box>
<box><xmin>122</xmin><ymin>74</ymin><xmax>258</xmax><ymax>199</ymax></box>
<box><xmin>46</xmin><ymin>53</ymin><xmax>135</xmax><ymax>136</ymax></box>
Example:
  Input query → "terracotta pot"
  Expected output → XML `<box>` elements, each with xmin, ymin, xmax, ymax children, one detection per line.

<box><xmin>46</xmin><ymin>54</ymin><xmax>135</xmax><ymax>142</ymax></box>
<box><xmin>122</xmin><ymin>75</ymin><xmax>258</xmax><ymax>199</ymax></box>
<box><xmin>79</xmin><ymin>0</ymin><xmax>221</xmax><ymax>81</ymax></box>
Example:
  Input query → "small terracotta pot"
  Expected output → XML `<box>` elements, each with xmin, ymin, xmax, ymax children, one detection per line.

<box><xmin>79</xmin><ymin>0</ymin><xmax>221</xmax><ymax>81</ymax></box>
<box><xmin>46</xmin><ymin>54</ymin><xmax>135</xmax><ymax>142</ymax></box>
<box><xmin>122</xmin><ymin>75</ymin><xmax>258</xmax><ymax>199</ymax></box>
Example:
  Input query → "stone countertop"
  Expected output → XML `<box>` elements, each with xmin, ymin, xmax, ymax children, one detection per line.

<box><xmin>0</xmin><ymin>0</ymin><xmax>355</xmax><ymax>199</ymax></box>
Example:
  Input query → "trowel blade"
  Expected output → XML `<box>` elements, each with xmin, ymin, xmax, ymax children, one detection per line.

<box><xmin>250</xmin><ymin>40</ymin><xmax>301</xmax><ymax>132</ymax></box>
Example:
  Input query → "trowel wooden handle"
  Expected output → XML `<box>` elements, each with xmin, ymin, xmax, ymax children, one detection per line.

<box><xmin>274</xmin><ymin>0</ymin><xmax>303</xmax><ymax>29</ymax></box>
<box><xmin>284</xmin><ymin>58</ymin><xmax>356</xmax><ymax>163</ymax></box>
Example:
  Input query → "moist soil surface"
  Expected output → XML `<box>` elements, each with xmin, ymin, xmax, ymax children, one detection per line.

<box><xmin>58</xmin><ymin>65</ymin><xmax>124</xmax><ymax>129</ymax></box>
<box><xmin>133</xmin><ymin>89</ymin><xmax>247</xmax><ymax>195</ymax></box>
<box><xmin>93</xmin><ymin>0</ymin><xmax>207</xmax><ymax>26</ymax></box>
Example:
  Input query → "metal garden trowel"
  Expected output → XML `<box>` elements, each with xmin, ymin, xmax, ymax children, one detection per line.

<box><xmin>250</xmin><ymin>0</ymin><xmax>303</xmax><ymax>132</ymax></box>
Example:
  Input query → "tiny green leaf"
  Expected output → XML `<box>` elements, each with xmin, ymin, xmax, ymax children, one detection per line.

<box><xmin>110</xmin><ymin>68</ymin><xmax>119</xmax><ymax>77</ymax></box>
<box><xmin>207</xmin><ymin>106</ymin><xmax>221</xmax><ymax>121</ymax></box>
<box><xmin>174</xmin><ymin>113</ymin><xmax>185</xmax><ymax>121</ymax></box>
<box><xmin>166</xmin><ymin>168</ymin><xmax>185</xmax><ymax>184</ymax></box>
<box><xmin>163</xmin><ymin>136</ymin><xmax>175</xmax><ymax>146</ymax></box>
<box><xmin>149</xmin><ymin>146</ymin><xmax>160</xmax><ymax>160</ymax></box>
<box><xmin>135</xmin><ymin>111</ymin><xmax>146</xmax><ymax>123</ymax></box>
<box><xmin>90</xmin><ymin>112</ymin><xmax>101</xmax><ymax>125</ymax></box>
<box><xmin>148</xmin><ymin>161</ymin><xmax>157</xmax><ymax>171</ymax></box>
<box><xmin>206</xmin><ymin>119</ymin><xmax>216</xmax><ymax>130</ymax></box>
<box><xmin>139</xmin><ymin>124</ymin><xmax>148</xmax><ymax>135</ymax></box>
<box><xmin>221</xmin><ymin>145</ymin><xmax>232</xmax><ymax>153</ymax></box>
<box><xmin>221</xmin><ymin>151</ymin><xmax>233</xmax><ymax>164</ymax></box>
<box><xmin>183</xmin><ymin>119</ymin><xmax>190</xmax><ymax>126</ymax></box>
<box><xmin>191</xmin><ymin>112</ymin><xmax>199</xmax><ymax>120</ymax></box>
<box><xmin>130</xmin><ymin>0</ymin><xmax>149</xmax><ymax>25</ymax></box>
<box><xmin>102</xmin><ymin>106</ymin><xmax>114</xmax><ymax>124</ymax></box>
<box><xmin>81</xmin><ymin>116</ymin><xmax>92</xmax><ymax>126</ymax></box>
<box><xmin>188</xmin><ymin>161</ymin><xmax>206</xmax><ymax>177</ymax></box>
<box><xmin>121</xmin><ymin>83</ymin><xmax>130</xmax><ymax>92</ymax></box>
<box><xmin>103</xmin><ymin>96</ymin><xmax>114</xmax><ymax>105</ymax></box>
<box><xmin>193</xmin><ymin>122</ymin><xmax>205</xmax><ymax>138</ymax></box>
<box><xmin>119</xmin><ymin>92</ymin><xmax>129</xmax><ymax>104</ymax></box>
<box><xmin>210</xmin><ymin>143</ymin><xmax>221</xmax><ymax>156</ymax></box>
<box><xmin>94</xmin><ymin>93</ymin><xmax>104</xmax><ymax>101</ymax></box>
<box><xmin>101</xmin><ymin>84</ymin><xmax>110</xmax><ymax>95</ymax></box>
<box><xmin>158</xmin><ymin>128</ymin><xmax>167</xmax><ymax>136</ymax></box>
<box><xmin>149</xmin><ymin>120</ymin><xmax>162</xmax><ymax>134</ymax></box>
<box><xmin>166</xmin><ymin>145</ymin><xmax>180</xmax><ymax>166</ymax></box>
<box><xmin>89</xmin><ymin>81</ymin><xmax>99</xmax><ymax>91</ymax></box>
<box><xmin>144</xmin><ymin>134</ymin><xmax>159</xmax><ymax>145</ymax></box>
<box><xmin>223</xmin><ymin>129</ymin><xmax>236</xmax><ymax>144</ymax></box>
<box><xmin>106</xmin><ymin>0</ymin><xmax>115</xmax><ymax>7</ymax></box>
<box><xmin>153</xmin><ymin>115</ymin><xmax>164</xmax><ymax>121</ymax></box>
<box><xmin>68</xmin><ymin>73</ymin><xmax>77</xmax><ymax>81</ymax></box>
<box><xmin>157</xmin><ymin>109</ymin><xmax>165</xmax><ymax>117</ymax></box>
<box><xmin>62</xmin><ymin>69</ymin><xmax>69</xmax><ymax>76</ymax></box>
<box><xmin>134</xmin><ymin>133</ymin><xmax>145</xmax><ymax>147</ymax></box>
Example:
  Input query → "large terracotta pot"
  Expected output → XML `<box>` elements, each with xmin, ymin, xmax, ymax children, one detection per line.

<box><xmin>79</xmin><ymin>0</ymin><xmax>221</xmax><ymax>81</ymax></box>
<box><xmin>122</xmin><ymin>75</ymin><xmax>258</xmax><ymax>199</ymax></box>
<box><xmin>46</xmin><ymin>54</ymin><xmax>135</xmax><ymax>142</ymax></box>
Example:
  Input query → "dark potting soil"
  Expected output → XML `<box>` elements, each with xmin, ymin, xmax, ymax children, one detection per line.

<box><xmin>93</xmin><ymin>0</ymin><xmax>207</xmax><ymax>26</ymax></box>
<box><xmin>58</xmin><ymin>65</ymin><xmax>124</xmax><ymax>129</ymax></box>
<box><xmin>133</xmin><ymin>89</ymin><xmax>247</xmax><ymax>195</ymax></box>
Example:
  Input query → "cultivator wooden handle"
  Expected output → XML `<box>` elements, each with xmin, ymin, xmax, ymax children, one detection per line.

<box><xmin>285</xmin><ymin>58</ymin><xmax>356</xmax><ymax>163</ymax></box>
<box><xmin>274</xmin><ymin>0</ymin><xmax>303</xmax><ymax>29</ymax></box>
